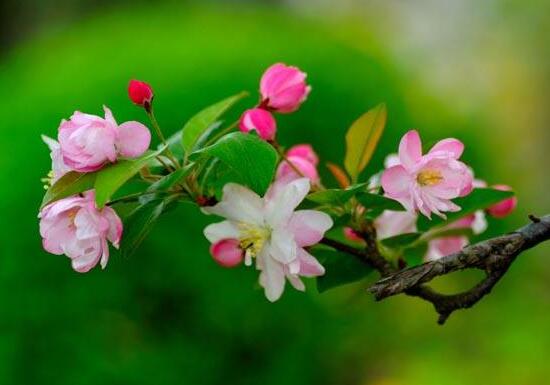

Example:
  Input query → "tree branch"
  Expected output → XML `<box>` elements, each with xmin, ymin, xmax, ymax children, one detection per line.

<box><xmin>322</xmin><ymin>214</ymin><xmax>550</xmax><ymax>324</ymax></box>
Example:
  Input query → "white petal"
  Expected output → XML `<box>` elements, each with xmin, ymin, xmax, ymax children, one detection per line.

<box><xmin>258</xmin><ymin>250</ymin><xmax>286</xmax><ymax>302</ymax></box>
<box><xmin>202</xmin><ymin>183</ymin><xmax>263</xmax><ymax>224</ymax></box>
<box><xmin>287</xmin><ymin>275</ymin><xmax>305</xmax><ymax>291</ymax></box>
<box><xmin>265</xmin><ymin>178</ymin><xmax>310</xmax><ymax>226</ymax></box>
<box><xmin>288</xmin><ymin>210</ymin><xmax>333</xmax><ymax>247</ymax></box>
<box><xmin>268</xmin><ymin>228</ymin><xmax>297</xmax><ymax>265</ymax></box>
<box><xmin>203</xmin><ymin>221</ymin><xmax>240</xmax><ymax>243</ymax></box>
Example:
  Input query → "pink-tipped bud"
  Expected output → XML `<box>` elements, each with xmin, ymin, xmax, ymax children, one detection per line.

<box><xmin>287</xmin><ymin>144</ymin><xmax>319</xmax><ymax>166</ymax></box>
<box><xmin>128</xmin><ymin>80</ymin><xmax>153</xmax><ymax>108</ymax></box>
<box><xmin>276</xmin><ymin>155</ymin><xmax>319</xmax><ymax>185</ymax></box>
<box><xmin>487</xmin><ymin>184</ymin><xmax>517</xmax><ymax>218</ymax></box>
<box><xmin>210</xmin><ymin>239</ymin><xmax>243</xmax><ymax>268</ymax></box>
<box><xmin>239</xmin><ymin>108</ymin><xmax>277</xmax><ymax>141</ymax></box>
<box><xmin>343</xmin><ymin>227</ymin><xmax>364</xmax><ymax>243</ymax></box>
<box><xmin>259</xmin><ymin>63</ymin><xmax>311</xmax><ymax>113</ymax></box>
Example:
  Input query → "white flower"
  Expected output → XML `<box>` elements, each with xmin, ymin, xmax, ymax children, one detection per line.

<box><xmin>203</xmin><ymin>178</ymin><xmax>333</xmax><ymax>302</ymax></box>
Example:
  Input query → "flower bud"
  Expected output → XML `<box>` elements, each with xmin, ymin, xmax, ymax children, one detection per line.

<box><xmin>287</xmin><ymin>144</ymin><xmax>319</xmax><ymax>166</ymax></box>
<box><xmin>209</xmin><ymin>239</ymin><xmax>243</xmax><ymax>268</ymax></box>
<box><xmin>343</xmin><ymin>227</ymin><xmax>364</xmax><ymax>243</ymax></box>
<box><xmin>259</xmin><ymin>63</ymin><xmax>311</xmax><ymax>113</ymax></box>
<box><xmin>487</xmin><ymin>184</ymin><xmax>517</xmax><ymax>218</ymax></box>
<box><xmin>276</xmin><ymin>155</ymin><xmax>319</xmax><ymax>185</ymax></box>
<box><xmin>239</xmin><ymin>108</ymin><xmax>277</xmax><ymax>141</ymax></box>
<box><xmin>128</xmin><ymin>80</ymin><xmax>153</xmax><ymax>108</ymax></box>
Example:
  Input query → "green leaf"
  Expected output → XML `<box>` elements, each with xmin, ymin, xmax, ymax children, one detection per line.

<box><xmin>193</xmin><ymin>132</ymin><xmax>278</xmax><ymax>195</ymax></box>
<box><xmin>314</xmin><ymin>248</ymin><xmax>374</xmax><ymax>293</ymax></box>
<box><xmin>94</xmin><ymin>150</ymin><xmax>162</xmax><ymax>208</ymax></box>
<box><xmin>356</xmin><ymin>192</ymin><xmax>405</xmax><ymax>211</ymax></box>
<box><xmin>417</xmin><ymin>188</ymin><xmax>515</xmax><ymax>231</ymax></box>
<box><xmin>181</xmin><ymin>91</ymin><xmax>248</xmax><ymax>153</ymax></box>
<box><xmin>344</xmin><ymin>103</ymin><xmax>387</xmax><ymax>182</ymax></box>
<box><xmin>306</xmin><ymin>184</ymin><xmax>366</xmax><ymax>206</ymax></box>
<box><xmin>140</xmin><ymin>164</ymin><xmax>194</xmax><ymax>204</ymax></box>
<box><xmin>41</xmin><ymin>172</ymin><xmax>96</xmax><ymax>208</ymax></box>
<box><xmin>403</xmin><ymin>243</ymin><xmax>428</xmax><ymax>267</ymax></box>
<box><xmin>120</xmin><ymin>197</ymin><xmax>176</xmax><ymax>257</ymax></box>
<box><xmin>380</xmin><ymin>232</ymin><xmax>422</xmax><ymax>249</ymax></box>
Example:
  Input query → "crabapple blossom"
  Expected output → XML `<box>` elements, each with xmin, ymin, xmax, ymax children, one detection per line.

<box><xmin>39</xmin><ymin>191</ymin><xmax>122</xmax><ymax>273</ymax></box>
<box><xmin>203</xmin><ymin>178</ymin><xmax>332</xmax><ymax>302</ymax></box>
<box><xmin>381</xmin><ymin>130</ymin><xmax>473</xmax><ymax>219</ymax></box>
<box><xmin>487</xmin><ymin>184</ymin><xmax>517</xmax><ymax>218</ymax></box>
<box><xmin>58</xmin><ymin>106</ymin><xmax>151</xmax><ymax>172</ymax></box>
<box><xmin>260</xmin><ymin>63</ymin><xmax>311</xmax><ymax>113</ymax></box>
<box><xmin>41</xmin><ymin>135</ymin><xmax>71</xmax><ymax>183</ymax></box>
<box><xmin>239</xmin><ymin>108</ymin><xmax>277</xmax><ymax>141</ymax></box>
<box><xmin>275</xmin><ymin>144</ymin><xmax>320</xmax><ymax>185</ymax></box>
<box><xmin>374</xmin><ymin>210</ymin><xmax>418</xmax><ymax>240</ymax></box>
<box><xmin>128</xmin><ymin>79</ymin><xmax>153</xmax><ymax>107</ymax></box>
<box><xmin>287</xmin><ymin>144</ymin><xmax>319</xmax><ymax>166</ymax></box>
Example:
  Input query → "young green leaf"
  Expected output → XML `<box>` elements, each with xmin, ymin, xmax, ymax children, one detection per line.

<box><xmin>94</xmin><ymin>150</ymin><xmax>162</xmax><ymax>208</ymax></box>
<box><xmin>192</xmin><ymin>132</ymin><xmax>278</xmax><ymax>195</ymax></box>
<box><xmin>314</xmin><ymin>248</ymin><xmax>374</xmax><ymax>293</ymax></box>
<box><xmin>356</xmin><ymin>192</ymin><xmax>405</xmax><ymax>211</ymax></box>
<box><xmin>120</xmin><ymin>197</ymin><xmax>176</xmax><ymax>257</ymax></box>
<box><xmin>181</xmin><ymin>91</ymin><xmax>248</xmax><ymax>153</ymax></box>
<box><xmin>344</xmin><ymin>103</ymin><xmax>387</xmax><ymax>182</ymax></box>
<box><xmin>140</xmin><ymin>164</ymin><xmax>194</xmax><ymax>204</ymax></box>
<box><xmin>41</xmin><ymin>172</ymin><xmax>96</xmax><ymax>208</ymax></box>
<box><xmin>380</xmin><ymin>232</ymin><xmax>422</xmax><ymax>249</ymax></box>
<box><xmin>307</xmin><ymin>184</ymin><xmax>366</xmax><ymax>205</ymax></box>
<box><xmin>417</xmin><ymin>188</ymin><xmax>515</xmax><ymax>231</ymax></box>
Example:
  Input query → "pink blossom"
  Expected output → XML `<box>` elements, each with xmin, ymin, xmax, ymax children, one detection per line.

<box><xmin>375</xmin><ymin>210</ymin><xmax>418</xmax><ymax>240</ymax></box>
<box><xmin>42</xmin><ymin>135</ymin><xmax>71</xmax><ymax>183</ymax></box>
<box><xmin>487</xmin><ymin>184</ymin><xmax>517</xmax><ymax>218</ymax></box>
<box><xmin>381</xmin><ymin>130</ymin><xmax>473</xmax><ymax>219</ymax></box>
<box><xmin>343</xmin><ymin>227</ymin><xmax>364</xmax><ymax>243</ymax></box>
<box><xmin>58</xmin><ymin>106</ymin><xmax>151</xmax><ymax>172</ymax></box>
<box><xmin>239</xmin><ymin>108</ymin><xmax>277</xmax><ymax>141</ymax></box>
<box><xmin>259</xmin><ymin>63</ymin><xmax>311</xmax><ymax>113</ymax></box>
<box><xmin>276</xmin><ymin>155</ymin><xmax>319</xmax><ymax>185</ymax></box>
<box><xmin>39</xmin><ymin>191</ymin><xmax>122</xmax><ymax>273</ymax></box>
<box><xmin>203</xmin><ymin>179</ymin><xmax>332</xmax><ymax>302</ymax></box>
<box><xmin>128</xmin><ymin>79</ymin><xmax>153</xmax><ymax>107</ymax></box>
<box><xmin>287</xmin><ymin>144</ymin><xmax>319</xmax><ymax>166</ymax></box>
<box><xmin>210</xmin><ymin>239</ymin><xmax>243</xmax><ymax>268</ymax></box>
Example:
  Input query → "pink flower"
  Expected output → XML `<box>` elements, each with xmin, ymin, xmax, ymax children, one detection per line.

<box><xmin>39</xmin><ymin>191</ymin><xmax>122</xmax><ymax>273</ymax></box>
<box><xmin>259</xmin><ymin>63</ymin><xmax>311</xmax><ymax>113</ymax></box>
<box><xmin>239</xmin><ymin>108</ymin><xmax>277</xmax><ymax>141</ymax></box>
<box><xmin>276</xmin><ymin>155</ymin><xmax>319</xmax><ymax>185</ymax></box>
<box><xmin>210</xmin><ymin>239</ymin><xmax>243</xmax><ymax>268</ymax></box>
<box><xmin>374</xmin><ymin>210</ymin><xmax>418</xmax><ymax>240</ymax></box>
<box><xmin>487</xmin><ymin>184</ymin><xmax>517</xmax><ymax>218</ymax></box>
<box><xmin>287</xmin><ymin>144</ymin><xmax>319</xmax><ymax>166</ymax></box>
<box><xmin>42</xmin><ymin>135</ymin><xmax>71</xmax><ymax>183</ymax></box>
<box><xmin>381</xmin><ymin>130</ymin><xmax>473</xmax><ymax>218</ymax></box>
<box><xmin>58</xmin><ymin>106</ymin><xmax>151</xmax><ymax>172</ymax></box>
<box><xmin>128</xmin><ymin>79</ymin><xmax>153</xmax><ymax>107</ymax></box>
<box><xmin>203</xmin><ymin>178</ymin><xmax>332</xmax><ymax>302</ymax></box>
<box><xmin>343</xmin><ymin>227</ymin><xmax>364</xmax><ymax>243</ymax></box>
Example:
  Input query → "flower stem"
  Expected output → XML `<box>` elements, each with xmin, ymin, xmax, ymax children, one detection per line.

<box><xmin>146</xmin><ymin>109</ymin><xmax>180</xmax><ymax>169</ymax></box>
<box><xmin>204</xmin><ymin>118</ymin><xmax>240</xmax><ymax>147</ymax></box>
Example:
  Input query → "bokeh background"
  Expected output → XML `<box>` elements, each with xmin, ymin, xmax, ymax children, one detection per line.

<box><xmin>1</xmin><ymin>1</ymin><xmax>549</xmax><ymax>384</ymax></box>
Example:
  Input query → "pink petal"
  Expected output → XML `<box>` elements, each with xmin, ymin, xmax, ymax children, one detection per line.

<box><xmin>381</xmin><ymin>165</ymin><xmax>411</xmax><ymax>198</ymax></box>
<box><xmin>297</xmin><ymin>248</ymin><xmax>325</xmax><ymax>277</ymax></box>
<box><xmin>398</xmin><ymin>130</ymin><xmax>422</xmax><ymax>169</ymax></box>
<box><xmin>116</xmin><ymin>121</ymin><xmax>151</xmax><ymax>158</ymax></box>
<box><xmin>429</xmin><ymin>138</ymin><xmax>464</xmax><ymax>159</ymax></box>
<box><xmin>288</xmin><ymin>210</ymin><xmax>333</xmax><ymax>247</ymax></box>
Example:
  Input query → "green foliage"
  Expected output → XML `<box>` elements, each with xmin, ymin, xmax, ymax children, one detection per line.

<box><xmin>141</xmin><ymin>164</ymin><xmax>194</xmax><ymax>204</ymax></box>
<box><xmin>306</xmin><ymin>184</ymin><xmax>366</xmax><ymax>205</ymax></box>
<box><xmin>314</xmin><ymin>248</ymin><xmax>374</xmax><ymax>292</ymax></box>
<box><xmin>344</xmin><ymin>103</ymin><xmax>387</xmax><ymax>182</ymax></box>
<box><xmin>417</xmin><ymin>188</ymin><xmax>515</xmax><ymax>231</ymax></box>
<box><xmin>40</xmin><ymin>171</ymin><xmax>96</xmax><ymax>208</ymax></box>
<box><xmin>192</xmin><ymin>132</ymin><xmax>278</xmax><ymax>195</ymax></box>
<box><xmin>380</xmin><ymin>232</ymin><xmax>422</xmax><ymax>248</ymax></box>
<box><xmin>356</xmin><ymin>192</ymin><xmax>405</xmax><ymax>212</ymax></box>
<box><xmin>181</xmin><ymin>92</ymin><xmax>248</xmax><ymax>153</ymax></box>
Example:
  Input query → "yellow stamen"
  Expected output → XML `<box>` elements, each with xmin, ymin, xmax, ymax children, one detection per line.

<box><xmin>417</xmin><ymin>169</ymin><xmax>443</xmax><ymax>186</ymax></box>
<box><xmin>237</xmin><ymin>222</ymin><xmax>271</xmax><ymax>260</ymax></box>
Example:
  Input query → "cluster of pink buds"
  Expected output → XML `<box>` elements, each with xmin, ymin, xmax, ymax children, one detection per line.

<box><xmin>239</xmin><ymin>63</ymin><xmax>311</xmax><ymax>141</ymax></box>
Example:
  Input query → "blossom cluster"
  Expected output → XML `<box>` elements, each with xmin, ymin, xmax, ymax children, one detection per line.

<box><xmin>38</xmin><ymin>63</ymin><xmax>517</xmax><ymax>301</ymax></box>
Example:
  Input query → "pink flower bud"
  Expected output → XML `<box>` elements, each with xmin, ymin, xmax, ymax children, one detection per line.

<box><xmin>239</xmin><ymin>108</ymin><xmax>277</xmax><ymax>141</ymax></box>
<box><xmin>287</xmin><ymin>144</ymin><xmax>319</xmax><ymax>166</ymax></box>
<box><xmin>276</xmin><ymin>155</ymin><xmax>319</xmax><ymax>185</ymax></box>
<box><xmin>343</xmin><ymin>227</ymin><xmax>364</xmax><ymax>243</ymax></box>
<box><xmin>487</xmin><ymin>184</ymin><xmax>517</xmax><ymax>218</ymax></box>
<box><xmin>210</xmin><ymin>239</ymin><xmax>243</xmax><ymax>268</ymax></box>
<box><xmin>128</xmin><ymin>80</ymin><xmax>153</xmax><ymax>107</ymax></box>
<box><xmin>259</xmin><ymin>63</ymin><xmax>311</xmax><ymax>113</ymax></box>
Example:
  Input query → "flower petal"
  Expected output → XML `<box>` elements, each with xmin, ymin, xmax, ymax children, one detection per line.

<box><xmin>297</xmin><ymin>248</ymin><xmax>325</xmax><ymax>277</ymax></box>
<box><xmin>258</xmin><ymin>251</ymin><xmax>286</xmax><ymax>302</ymax></box>
<box><xmin>202</xmin><ymin>183</ymin><xmax>264</xmax><ymax>224</ymax></box>
<box><xmin>204</xmin><ymin>221</ymin><xmax>240</xmax><ymax>243</ymax></box>
<box><xmin>288</xmin><ymin>210</ymin><xmax>333</xmax><ymax>247</ymax></box>
<box><xmin>398</xmin><ymin>130</ymin><xmax>422</xmax><ymax>169</ymax></box>
<box><xmin>429</xmin><ymin>138</ymin><xmax>464</xmax><ymax>159</ymax></box>
<box><xmin>116</xmin><ymin>121</ymin><xmax>151</xmax><ymax>158</ymax></box>
<box><xmin>269</xmin><ymin>228</ymin><xmax>297</xmax><ymax>264</ymax></box>
<box><xmin>381</xmin><ymin>165</ymin><xmax>411</xmax><ymax>198</ymax></box>
<box><xmin>264</xmin><ymin>178</ymin><xmax>310</xmax><ymax>226</ymax></box>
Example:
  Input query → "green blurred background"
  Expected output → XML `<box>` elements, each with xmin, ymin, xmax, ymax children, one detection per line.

<box><xmin>1</xmin><ymin>1</ymin><xmax>549</xmax><ymax>384</ymax></box>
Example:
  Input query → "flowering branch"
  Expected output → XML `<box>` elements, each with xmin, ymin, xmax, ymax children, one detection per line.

<box><xmin>324</xmin><ymin>215</ymin><xmax>550</xmax><ymax>324</ymax></box>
